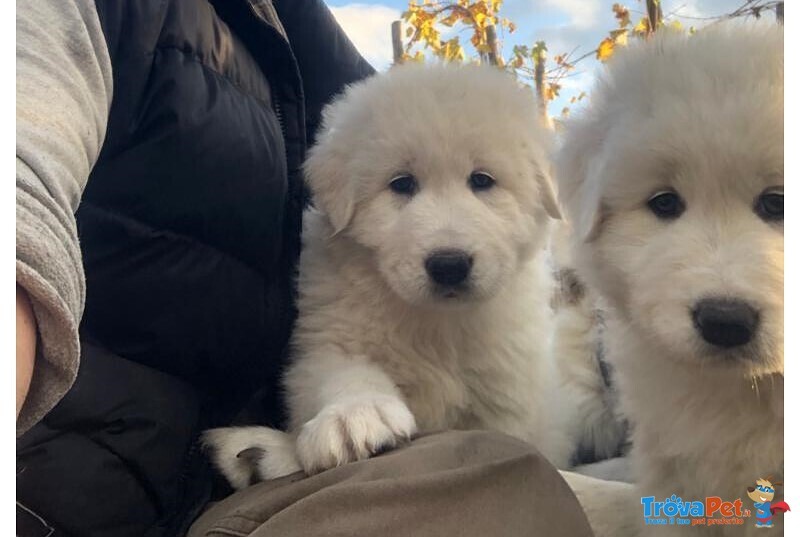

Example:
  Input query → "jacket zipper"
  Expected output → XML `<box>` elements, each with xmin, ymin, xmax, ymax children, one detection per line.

<box><xmin>273</xmin><ymin>95</ymin><xmax>286</xmax><ymax>143</ymax></box>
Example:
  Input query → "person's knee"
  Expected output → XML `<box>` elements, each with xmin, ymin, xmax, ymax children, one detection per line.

<box><xmin>412</xmin><ymin>429</ymin><xmax>545</xmax><ymax>459</ymax></box>
<box><xmin>392</xmin><ymin>429</ymin><xmax>555</xmax><ymax>478</ymax></box>
<box><xmin>189</xmin><ymin>429</ymin><xmax>594</xmax><ymax>537</ymax></box>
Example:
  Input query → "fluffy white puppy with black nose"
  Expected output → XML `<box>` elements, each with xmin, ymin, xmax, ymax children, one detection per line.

<box><xmin>205</xmin><ymin>63</ymin><xmax>570</xmax><ymax>487</ymax></box>
<box><xmin>557</xmin><ymin>23</ymin><xmax>783</xmax><ymax>535</ymax></box>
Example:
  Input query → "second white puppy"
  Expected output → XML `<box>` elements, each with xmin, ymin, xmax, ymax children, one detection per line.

<box><xmin>557</xmin><ymin>22</ymin><xmax>783</xmax><ymax>536</ymax></box>
<box><xmin>205</xmin><ymin>63</ymin><xmax>568</xmax><ymax>487</ymax></box>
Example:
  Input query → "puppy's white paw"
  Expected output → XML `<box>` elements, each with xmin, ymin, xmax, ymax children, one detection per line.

<box><xmin>295</xmin><ymin>394</ymin><xmax>417</xmax><ymax>474</ymax></box>
<box><xmin>202</xmin><ymin>426</ymin><xmax>302</xmax><ymax>489</ymax></box>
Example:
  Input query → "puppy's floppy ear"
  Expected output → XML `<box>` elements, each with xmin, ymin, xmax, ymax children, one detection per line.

<box><xmin>303</xmin><ymin>127</ymin><xmax>355</xmax><ymax>235</ymax></box>
<box><xmin>573</xmin><ymin>157</ymin><xmax>608</xmax><ymax>242</ymax></box>
<box><xmin>535</xmin><ymin>169</ymin><xmax>562</xmax><ymax>220</ymax></box>
<box><xmin>526</xmin><ymin>145</ymin><xmax>562</xmax><ymax>220</ymax></box>
<box><xmin>575</xmin><ymin>195</ymin><xmax>604</xmax><ymax>243</ymax></box>
<box><xmin>554</xmin><ymin>117</ymin><xmax>607</xmax><ymax>242</ymax></box>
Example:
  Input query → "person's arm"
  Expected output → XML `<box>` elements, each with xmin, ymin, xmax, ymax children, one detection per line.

<box><xmin>16</xmin><ymin>0</ymin><xmax>113</xmax><ymax>436</ymax></box>
<box><xmin>272</xmin><ymin>0</ymin><xmax>375</xmax><ymax>143</ymax></box>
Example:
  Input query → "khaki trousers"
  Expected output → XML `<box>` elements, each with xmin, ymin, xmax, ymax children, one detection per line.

<box><xmin>188</xmin><ymin>430</ymin><xmax>595</xmax><ymax>537</ymax></box>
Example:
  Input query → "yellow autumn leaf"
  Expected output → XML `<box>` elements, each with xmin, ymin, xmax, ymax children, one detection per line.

<box><xmin>633</xmin><ymin>17</ymin><xmax>649</xmax><ymax>35</ymax></box>
<box><xmin>612</xmin><ymin>3</ymin><xmax>631</xmax><ymax>28</ymax></box>
<box><xmin>610</xmin><ymin>28</ymin><xmax>628</xmax><ymax>46</ymax></box>
<box><xmin>421</xmin><ymin>25</ymin><xmax>442</xmax><ymax>51</ymax></box>
<box><xmin>440</xmin><ymin>37</ymin><xmax>465</xmax><ymax>62</ymax></box>
<box><xmin>569</xmin><ymin>91</ymin><xmax>588</xmax><ymax>104</ymax></box>
<box><xmin>596</xmin><ymin>37</ymin><xmax>615</xmax><ymax>61</ymax></box>
<box><xmin>470</xmin><ymin>32</ymin><xmax>482</xmax><ymax>48</ymax></box>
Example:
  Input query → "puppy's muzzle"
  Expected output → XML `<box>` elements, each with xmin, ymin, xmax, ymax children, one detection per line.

<box><xmin>425</xmin><ymin>249</ymin><xmax>473</xmax><ymax>288</ymax></box>
<box><xmin>692</xmin><ymin>298</ymin><xmax>760</xmax><ymax>348</ymax></box>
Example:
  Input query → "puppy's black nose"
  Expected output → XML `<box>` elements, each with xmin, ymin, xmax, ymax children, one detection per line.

<box><xmin>425</xmin><ymin>250</ymin><xmax>473</xmax><ymax>287</ymax></box>
<box><xmin>692</xmin><ymin>298</ymin><xmax>759</xmax><ymax>348</ymax></box>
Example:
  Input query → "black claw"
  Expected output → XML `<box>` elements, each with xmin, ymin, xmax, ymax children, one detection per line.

<box><xmin>237</xmin><ymin>447</ymin><xmax>266</xmax><ymax>463</ymax></box>
<box><xmin>237</xmin><ymin>447</ymin><xmax>267</xmax><ymax>487</ymax></box>
<box><xmin>371</xmin><ymin>442</ymin><xmax>394</xmax><ymax>456</ymax></box>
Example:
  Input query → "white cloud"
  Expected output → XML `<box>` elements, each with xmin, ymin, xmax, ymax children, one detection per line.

<box><xmin>665</xmin><ymin>0</ymin><xmax>754</xmax><ymax>22</ymax></box>
<box><xmin>330</xmin><ymin>3</ymin><xmax>401</xmax><ymax>70</ymax></box>
<box><xmin>510</xmin><ymin>0</ymin><xmax>604</xmax><ymax>29</ymax></box>
<box><xmin>667</xmin><ymin>0</ymin><xmax>706</xmax><ymax>19</ymax></box>
<box><xmin>542</xmin><ymin>0</ymin><xmax>604</xmax><ymax>29</ymax></box>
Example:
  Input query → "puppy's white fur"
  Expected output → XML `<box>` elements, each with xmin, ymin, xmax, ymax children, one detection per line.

<box><xmin>206</xmin><ymin>63</ymin><xmax>572</xmax><ymax>481</ymax></box>
<box><xmin>549</xmin><ymin>222</ymin><xmax>630</xmax><ymax>476</ymax></box>
<box><xmin>557</xmin><ymin>23</ymin><xmax>783</xmax><ymax>536</ymax></box>
<box><xmin>201</xmin><ymin>427</ymin><xmax>300</xmax><ymax>490</ymax></box>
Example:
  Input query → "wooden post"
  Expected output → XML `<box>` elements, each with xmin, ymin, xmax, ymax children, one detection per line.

<box><xmin>776</xmin><ymin>2</ymin><xmax>784</xmax><ymax>24</ymax></box>
<box><xmin>391</xmin><ymin>20</ymin><xmax>404</xmax><ymax>65</ymax></box>
<box><xmin>646</xmin><ymin>0</ymin><xmax>663</xmax><ymax>34</ymax></box>
<box><xmin>534</xmin><ymin>49</ymin><xmax>547</xmax><ymax>118</ymax></box>
<box><xmin>485</xmin><ymin>25</ymin><xmax>503</xmax><ymax>67</ymax></box>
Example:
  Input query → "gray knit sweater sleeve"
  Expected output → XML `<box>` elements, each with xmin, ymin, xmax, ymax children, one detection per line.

<box><xmin>16</xmin><ymin>0</ymin><xmax>112</xmax><ymax>436</ymax></box>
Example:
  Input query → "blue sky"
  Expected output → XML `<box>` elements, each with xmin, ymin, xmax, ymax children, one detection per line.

<box><xmin>324</xmin><ymin>0</ymin><xmax>756</xmax><ymax>114</ymax></box>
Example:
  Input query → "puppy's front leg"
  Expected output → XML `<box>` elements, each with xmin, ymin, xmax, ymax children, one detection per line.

<box><xmin>286</xmin><ymin>350</ymin><xmax>417</xmax><ymax>474</ymax></box>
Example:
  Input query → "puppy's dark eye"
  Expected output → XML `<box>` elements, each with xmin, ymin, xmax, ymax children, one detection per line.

<box><xmin>755</xmin><ymin>189</ymin><xmax>783</xmax><ymax>222</ymax></box>
<box><xmin>647</xmin><ymin>190</ymin><xmax>685</xmax><ymax>219</ymax></box>
<box><xmin>389</xmin><ymin>174</ymin><xmax>418</xmax><ymax>196</ymax></box>
<box><xmin>469</xmin><ymin>171</ymin><xmax>496</xmax><ymax>192</ymax></box>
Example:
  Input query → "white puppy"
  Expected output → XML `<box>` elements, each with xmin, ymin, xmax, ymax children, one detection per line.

<box><xmin>556</xmin><ymin>23</ymin><xmax>783</xmax><ymax>535</ymax></box>
<box><xmin>205</xmin><ymin>63</ymin><xmax>571</xmax><ymax>488</ymax></box>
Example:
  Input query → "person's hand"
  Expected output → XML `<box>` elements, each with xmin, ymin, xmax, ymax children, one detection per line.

<box><xmin>17</xmin><ymin>285</ymin><xmax>37</xmax><ymax>418</ymax></box>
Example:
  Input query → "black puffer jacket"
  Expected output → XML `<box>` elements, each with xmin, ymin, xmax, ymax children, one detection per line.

<box><xmin>16</xmin><ymin>1</ymin><xmax>373</xmax><ymax>535</ymax></box>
